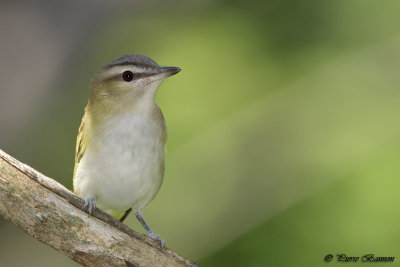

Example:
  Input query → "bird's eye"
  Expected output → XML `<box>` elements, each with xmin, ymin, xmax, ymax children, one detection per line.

<box><xmin>122</xmin><ymin>71</ymin><xmax>134</xmax><ymax>82</ymax></box>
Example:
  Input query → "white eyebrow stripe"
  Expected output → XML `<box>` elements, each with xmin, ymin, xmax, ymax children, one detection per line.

<box><xmin>107</xmin><ymin>65</ymin><xmax>148</xmax><ymax>75</ymax></box>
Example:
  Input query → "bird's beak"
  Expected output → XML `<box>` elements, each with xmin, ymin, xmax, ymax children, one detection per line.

<box><xmin>142</xmin><ymin>66</ymin><xmax>181</xmax><ymax>83</ymax></box>
<box><xmin>158</xmin><ymin>66</ymin><xmax>181</xmax><ymax>78</ymax></box>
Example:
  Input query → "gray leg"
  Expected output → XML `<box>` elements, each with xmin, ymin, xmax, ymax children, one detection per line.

<box><xmin>119</xmin><ymin>208</ymin><xmax>132</xmax><ymax>222</ymax></box>
<box><xmin>83</xmin><ymin>195</ymin><xmax>96</xmax><ymax>214</ymax></box>
<box><xmin>135</xmin><ymin>212</ymin><xmax>166</xmax><ymax>247</ymax></box>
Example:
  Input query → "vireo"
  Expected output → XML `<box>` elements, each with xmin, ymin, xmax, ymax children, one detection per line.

<box><xmin>73</xmin><ymin>55</ymin><xmax>181</xmax><ymax>246</ymax></box>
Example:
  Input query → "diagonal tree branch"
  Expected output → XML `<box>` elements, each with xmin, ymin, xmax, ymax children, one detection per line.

<box><xmin>0</xmin><ymin>149</ymin><xmax>197</xmax><ymax>267</ymax></box>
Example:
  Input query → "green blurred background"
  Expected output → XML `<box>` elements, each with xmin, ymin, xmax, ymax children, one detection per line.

<box><xmin>1</xmin><ymin>0</ymin><xmax>400</xmax><ymax>266</ymax></box>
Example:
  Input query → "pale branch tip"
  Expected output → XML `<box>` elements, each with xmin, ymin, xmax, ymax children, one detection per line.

<box><xmin>0</xmin><ymin>149</ymin><xmax>197</xmax><ymax>267</ymax></box>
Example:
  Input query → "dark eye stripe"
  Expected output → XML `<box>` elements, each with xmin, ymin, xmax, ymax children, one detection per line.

<box><xmin>130</xmin><ymin>72</ymin><xmax>159</xmax><ymax>80</ymax></box>
<box><xmin>103</xmin><ymin>71</ymin><xmax>160</xmax><ymax>83</ymax></box>
<box><xmin>131</xmin><ymin>72</ymin><xmax>147</xmax><ymax>79</ymax></box>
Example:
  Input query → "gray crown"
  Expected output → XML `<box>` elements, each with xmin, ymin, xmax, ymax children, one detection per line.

<box><xmin>103</xmin><ymin>55</ymin><xmax>159</xmax><ymax>69</ymax></box>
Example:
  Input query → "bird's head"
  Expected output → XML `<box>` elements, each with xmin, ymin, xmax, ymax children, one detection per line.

<box><xmin>88</xmin><ymin>55</ymin><xmax>180</xmax><ymax>116</ymax></box>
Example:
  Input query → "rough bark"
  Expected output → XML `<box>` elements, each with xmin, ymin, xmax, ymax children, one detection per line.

<box><xmin>0</xmin><ymin>149</ymin><xmax>197</xmax><ymax>267</ymax></box>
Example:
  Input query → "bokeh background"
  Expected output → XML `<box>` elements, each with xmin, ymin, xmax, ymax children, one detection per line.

<box><xmin>1</xmin><ymin>0</ymin><xmax>400</xmax><ymax>266</ymax></box>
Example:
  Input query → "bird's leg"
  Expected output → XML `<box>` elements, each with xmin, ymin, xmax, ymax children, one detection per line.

<box><xmin>83</xmin><ymin>195</ymin><xmax>96</xmax><ymax>215</ymax></box>
<box><xmin>119</xmin><ymin>208</ymin><xmax>132</xmax><ymax>222</ymax></box>
<box><xmin>135</xmin><ymin>212</ymin><xmax>166</xmax><ymax>247</ymax></box>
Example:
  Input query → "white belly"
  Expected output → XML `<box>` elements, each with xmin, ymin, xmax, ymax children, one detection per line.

<box><xmin>74</xmin><ymin>113</ymin><xmax>165</xmax><ymax>212</ymax></box>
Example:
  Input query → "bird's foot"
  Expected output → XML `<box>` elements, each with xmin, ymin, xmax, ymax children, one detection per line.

<box><xmin>148</xmin><ymin>232</ymin><xmax>166</xmax><ymax>247</ymax></box>
<box><xmin>136</xmin><ymin>212</ymin><xmax>166</xmax><ymax>247</ymax></box>
<box><xmin>83</xmin><ymin>195</ymin><xmax>96</xmax><ymax>215</ymax></box>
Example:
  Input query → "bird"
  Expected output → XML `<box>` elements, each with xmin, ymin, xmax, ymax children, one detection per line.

<box><xmin>73</xmin><ymin>55</ymin><xmax>181</xmax><ymax>246</ymax></box>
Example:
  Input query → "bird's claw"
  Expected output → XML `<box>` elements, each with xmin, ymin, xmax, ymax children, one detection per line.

<box><xmin>148</xmin><ymin>232</ymin><xmax>159</xmax><ymax>240</ymax></box>
<box><xmin>83</xmin><ymin>195</ymin><xmax>96</xmax><ymax>215</ymax></box>
<box><xmin>148</xmin><ymin>232</ymin><xmax>166</xmax><ymax>247</ymax></box>
<box><xmin>160</xmin><ymin>239</ymin><xmax>166</xmax><ymax>247</ymax></box>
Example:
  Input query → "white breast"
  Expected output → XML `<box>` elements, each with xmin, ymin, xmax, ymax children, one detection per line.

<box><xmin>74</xmin><ymin>111</ymin><xmax>165</xmax><ymax>213</ymax></box>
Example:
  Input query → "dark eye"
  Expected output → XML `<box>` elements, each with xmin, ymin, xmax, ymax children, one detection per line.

<box><xmin>122</xmin><ymin>71</ymin><xmax>133</xmax><ymax>82</ymax></box>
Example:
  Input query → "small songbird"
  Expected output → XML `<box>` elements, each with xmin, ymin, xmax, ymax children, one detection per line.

<box><xmin>73</xmin><ymin>55</ymin><xmax>180</xmax><ymax>245</ymax></box>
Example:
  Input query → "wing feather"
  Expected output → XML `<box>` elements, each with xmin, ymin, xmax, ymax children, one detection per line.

<box><xmin>73</xmin><ymin>108</ymin><xmax>88</xmax><ymax>177</ymax></box>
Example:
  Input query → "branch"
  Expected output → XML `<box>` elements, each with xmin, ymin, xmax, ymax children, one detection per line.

<box><xmin>0</xmin><ymin>149</ymin><xmax>197</xmax><ymax>267</ymax></box>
